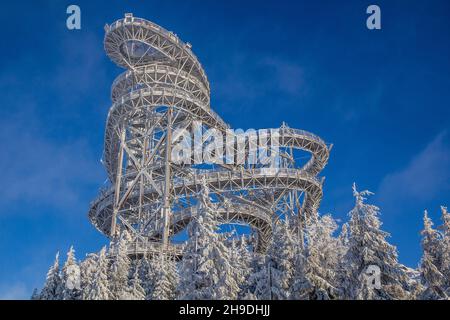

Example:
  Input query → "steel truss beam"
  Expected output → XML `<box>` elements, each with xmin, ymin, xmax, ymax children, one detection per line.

<box><xmin>89</xmin><ymin>13</ymin><xmax>331</xmax><ymax>256</ymax></box>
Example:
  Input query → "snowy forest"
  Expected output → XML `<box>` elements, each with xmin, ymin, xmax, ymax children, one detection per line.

<box><xmin>32</xmin><ymin>184</ymin><xmax>450</xmax><ymax>300</ymax></box>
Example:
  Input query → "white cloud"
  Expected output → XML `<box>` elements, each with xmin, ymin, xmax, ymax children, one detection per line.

<box><xmin>52</xmin><ymin>31</ymin><xmax>108</xmax><ymax>96</ymax></box>
<box><xmin>211</xmin><ymin>52</ymin><xmax>307</xmax><ymax>118</ymax></box>
<box><xmin>261</xmin><ymin>57</ymin><xmax>305</xmax><ymax>96</ymax></box>
<box><xmin>0</xmin><ymin>113</ymin><xmax>104</xmax><ymax>214</ymax></box>
<box><xmin>377</xmin><ymin>131</ymin><xmax>450</xmax><ymax>207</ymax></box>
<box><xmin>0</xmin><ymin>282</ymin><xmax>28</xmax><ymax>300</ymax></box>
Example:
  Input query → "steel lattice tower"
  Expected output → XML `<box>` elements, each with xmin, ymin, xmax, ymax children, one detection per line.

<box><xmin>88</xmin><ymin>13</ymin><xmax>331</xmax><ymax>256</ymax></box>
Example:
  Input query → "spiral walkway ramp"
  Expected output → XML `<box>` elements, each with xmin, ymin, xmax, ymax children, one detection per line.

<box><xmin>88</xmin><ymin>13</ymin><xmax>331</xmax><ymax>254</ymax></box>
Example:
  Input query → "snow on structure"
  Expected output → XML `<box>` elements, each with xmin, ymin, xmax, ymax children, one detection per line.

<box><xmin>88</xmin><ymin>13</ymin><xmax>331</xmax><ymax>258</ymax></box>
<box><xmin>33</xmin><ymin>14</ymin><xmax>449</xmax><ymax>301</ymax></box>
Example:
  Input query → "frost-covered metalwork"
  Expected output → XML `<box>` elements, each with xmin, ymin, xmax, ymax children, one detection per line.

<box><xmin>88</xmin><ymin>13</ymin><xmax>331</xmax><ymax>255</ymax></box>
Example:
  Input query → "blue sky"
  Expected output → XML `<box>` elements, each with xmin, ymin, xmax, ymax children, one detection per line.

<box><xmin>0</xmin><ymin>0</ymin><xmax>449</xmax><ymax>298</ymax></box>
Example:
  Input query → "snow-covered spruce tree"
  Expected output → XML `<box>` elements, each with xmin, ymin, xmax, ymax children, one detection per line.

<box><xmin>152</xmin><ymin>253</ymin><xmax>179</xmax><ymax>300</ymax></box>
<box><xmin>61</xmin><ymin>246</ymin><xmax>81</xmax><ymax>300</ymax></box>
<box><xmin>30</xmin><ymin>288</ymin><xmax>41</xmax><ymax>300</ymax></box>
<box><xmin>212</xmin><ymin>236</ymin><xmax>240</xmax><ymax>300</ymax></box>
<box><xmin>418</xmin><ymin>210</ymin><xmax>447</xmax><ymax>299</ymax></box>
<box><xmin>338</xmin><ymin>223</ymin><xmax>349</xmax><ymax>251</ymax></box>
<box><xmin>293</xmin><ymin>215</ymin><xmax>341</xmax><ymax>300</ymax></box>
<box><xmin>140</xmin><ymin>253</ymin><xmax>156</xmax><ymax>300</ymax></box>
<box><xmin>108</xmin><ymin>230</ymin><xmax>132</xmax><ymax>299</ymax></box>
<box><xmin>333</xmin><ymin>223</ymin><xmax>350</xmax><ymax>299</ymax></box>
<box><xmin>79</xmin><ymin>252</ymin><xmax>98</xmax><ymax>300</ymax></box>
<box><xmin>341</xmin><ymin>184</ymin><xmax>409</xmax><ymax>300</ymax></box>
<box><xmin>266</xmin><ymin>218</ymin><xmax>296</xmax><ymax>300</ymax></box>
<box><xmin>243</xmin><ymin>253</ymin><xmax>267</xmax><ymax>300</ymax></box>
<box><xmin>402</xmin><ymin>265</ymin><xmax>422</xmax><ymax>299</ymax></box>
<box><xmin>40</xmin><ymin>252</ymin><xmax>63</xmax><ymax>300</ymax></box>
<box><xmin>291</xmin><ymin>244</ymin><xmax>308</xmax><ymax>300</ymax></box>
<box><xmin>233</xmin><ymin>236</ymin><xmax>252</xmax><ymax>299</ymax></box>
<box><xmin>438</xmin><ymin>206</ymin><xmax>450</xmax><ymax>296</ymax></box>
<box><xmin>87</xmin><ymin>246</ymin><xmax>112</xmax><ymax>300</ymax></box>
<box><xmin>126</xmin><ymin>263</ymin><xmax>146</xmax><ymax>300</ymax></box>
<box><xmin>178</xmin><ymin>179</ymin><xmax>239</xmax><ymax>300</ymax></box>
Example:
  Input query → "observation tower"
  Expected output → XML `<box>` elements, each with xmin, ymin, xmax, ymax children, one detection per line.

<box><xmin>88</xmin><ymin>13</ymin><xmax>331</xmax><ymax>256</ymax></box>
